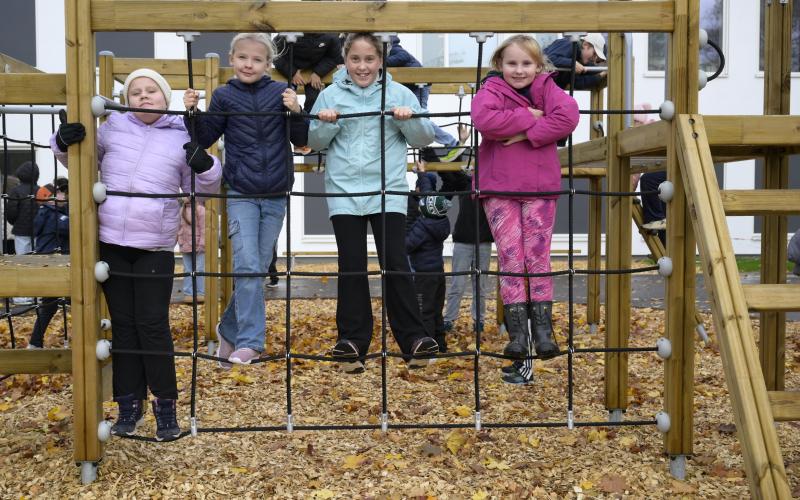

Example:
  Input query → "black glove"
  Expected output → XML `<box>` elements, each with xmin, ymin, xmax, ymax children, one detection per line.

<box><xmin>56</xmin><ymin>123</ymin><xmax>86</xmax><ymax>151</ymax></box>
<box><xmin>183</xmin><ymin>142</ymin><xmax>214</xmax><ymax>174</ymax></box>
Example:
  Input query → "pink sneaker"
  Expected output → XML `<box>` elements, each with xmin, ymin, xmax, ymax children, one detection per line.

<box><xmin>229</xmin><ymin>348</ymin><xmax>260</xmax><ymax>365</ymax></box>
<box><xmin>215</xmin><ymin>323</ymin><xmax>234</xmax><ymax>370</ymax></box>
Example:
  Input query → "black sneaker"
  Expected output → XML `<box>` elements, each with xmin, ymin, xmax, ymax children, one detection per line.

<box><xmin>501</xmin><ymin>368</ymin><xmax>533</xmax><ymax>385</ymax></box>
<box><xmin>332</xmin><ymin>339</ymin><xmax>362</xmax><ymax>373</ymax></box>
<box><xmin>266</xmin><ymin>277</ymin><xmax>279</xmax><ymax>288</ymax></box>
<box><xmin>408</xmin><ymin>336</ymin><xmax>438</xmax><ymax>369</ymax></box>
<box><xmin>342</xmin><ymin>360</ymin><xmax>366</xmax><ymax>374</ymax></box>
<box><xmin>501</xmin><ymin>362</ymin><xmax>522</xmax><ymax>375</ymax></box>
<box><xmin>111</xmin><ymin>394</ymin><xmax>145</xmax><ymax>436</ymax></box>
<box><xmin>151</xmin><ymin>398</ymin><xmax>181</xmax><ymax>442</ymax></box>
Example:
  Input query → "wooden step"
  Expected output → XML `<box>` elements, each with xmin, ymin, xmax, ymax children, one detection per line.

<box><xmin>742</xmin><ymin>284</ymin><xmax>800</xmax><ymax>312</ymax></box>
<box><xmin>0</xmin><ymin>348</ymin><xmax>71</xmax><ymax>374</ymax></box>
<box><xmin>768</xmin><ymin>391</ymin><xmax>800</xmax><ymax>422</ymax></box>
<box><xmin>0</xmin><ymin>254</ymin><xmax>71</xmax><ymax>297</ymax></box>
<box><xmin>721</xmin><ymin>190</ymin><xmax>800</xmax><ymax>215</ymax></box>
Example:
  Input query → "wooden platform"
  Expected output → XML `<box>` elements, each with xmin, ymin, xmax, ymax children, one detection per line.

<box><xmin>0</xmin><ymin>255</ymin><xmax>71</xmax><ymax>297</ymax></box>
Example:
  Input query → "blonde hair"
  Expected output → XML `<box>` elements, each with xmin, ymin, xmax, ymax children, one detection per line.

<box><xmin>229</xmin><ymin>33</ymin><xmax>277</xmax><ymax>65</ymax></box>
<box><xmin>342</xmin><ymin>32</ymin><xmax>384</xmax><ymax>60</ymax></box>
<box><xmin>490</xmin><ymin>35</ymin><xmax>554</xmax><ymax>74</ymax></box>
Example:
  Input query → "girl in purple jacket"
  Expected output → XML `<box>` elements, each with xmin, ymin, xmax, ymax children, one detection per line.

<box><xmin>471</xmin><ymin>35</ymin><xmax>579</xmax><ymax>385</ymax></box>
<box><xmin>53</xmin><ymin>69</ymin><xmax>222</xmax><ymax>440</ymax></box>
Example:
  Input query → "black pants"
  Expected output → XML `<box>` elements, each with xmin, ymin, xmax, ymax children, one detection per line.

<box><xmin>99</xmin><ymin>242</ymin><xmax>177</xmax><ymax>400</ymax></box>
<box><xmin>640</xmin><ymin>171</ymin><xmax>667</xmax><ymax>245</ymax></box>
<box><xmin>29</xmin><ymin>297</ymin><xmax>69</xmax><ymax>348</ymax></box>
<box><xmin>303</xmin><ymin>85</ymin><xmax>321</xmax><ymax>114</ymax></box>
<box><xmin>331</xmin><ymin>213</ymin><xmax>425</xmax><ymax>356</ymax></box>
<box><xmin>413</xmin><ymin>273</ymin><xmax>446</xmax><ymax>349</ymax></box>
<box><xmin>268</xmin><ymin>245</ymin><xmax>278</xmax><ymax>280</ymax></box>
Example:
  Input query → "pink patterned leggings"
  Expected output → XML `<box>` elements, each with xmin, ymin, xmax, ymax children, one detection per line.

<box><xmin>482</xmin><ymin>197</ymin><xmax>557</xmax><ymax>305</ymax></box>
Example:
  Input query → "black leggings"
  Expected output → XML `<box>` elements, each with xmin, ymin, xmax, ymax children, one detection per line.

<box><xmin>331</xmin><ymin>213</ymin><xmax>426</xmax><ymax>356</ymax></box>
<box><xmin>99</xmin><ymin>242</ymin><xmax>177</xmax><ymax>400</ymax></box>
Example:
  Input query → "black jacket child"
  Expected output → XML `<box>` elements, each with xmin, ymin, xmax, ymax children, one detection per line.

<box><xmin>406</xmin><ymin>173</ymin><xmax>450</xmax><ymax>272</ymax></box>
<box><xmin>5</xmin><ymin>161</ymin><xmax>40</xmax><ymax>238</ymax></box>
<box><xmin>273</xmin><ymin>33</ymin><xmax>343</xmax><ymax>113</ymax></box>
<box><xmin>438</xmin><ymin>171</ymin><xmax>493</xmax><ymax>245</ymax></box>
<box><xmin>34</xmin><ymin>202</ymin><xmax>70</xmax><ymax>254</ymax></box>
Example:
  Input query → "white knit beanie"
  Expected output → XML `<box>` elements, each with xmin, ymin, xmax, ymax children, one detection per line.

<box><xmin>122</xmin><ymin>68</ymin><xmax>172</xmax><ymax>107</ymax></box>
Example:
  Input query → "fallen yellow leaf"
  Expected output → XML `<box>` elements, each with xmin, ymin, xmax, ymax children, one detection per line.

<box><xmin>0</xmin><ymin>402</ymin><xmax>12</xmax><ymax>412</ymax></box>
<box><xmin>580</xmin><ymin>479</ymin><xmax>594</xmax><ymax>490</ymax></box>
<box><xmin>448</xmin><ymin>371</ymin><xmax>465</xmax><ymax>381</ymax></box>
<box><xmin>472</xmin><ymin>491</ymin><xmax>489</xmax><ymax>500</ymax></box>
<box><xmin>342</xmin><ymin>454</ymin><xmax>366</xmax><ymax>469</ymax></box>
<box><xmin>230</xmin><ymin>466</ymin><xmax>248</xmax><ymax>474</ymax></box>
<box><xmin>619</xmin><ymin>436</ymin><xmax>637</xmax><ymax>448</ymax></box>
<box><xmin>453</xmin><ymin>405</ymin><xmax>471</xmax><ymax>417</ymax></box>
<box><xmin>445</xmin><ymin>430</ymin><xmax>467</xmax><ymax>454</ymax></box>
<box><xmin>228</xmin><ymin>371</ymin><xmax>255</xmax><ymax>385</ymax></box>
<box><xmin>47</xmin><ymin>406</ymin><xmax>68</xmax><ymax>422</ymax></box>
<box><xmin>588</xmin><ymin>429</ymin><xmax>607</xmax><ymax>443</ymax></box>
<box><xmin>484</xmin><ymin>456</ymin><xmax>510</xmax><ymax>470</ymax></box>
<box><xmin>528</xmin><ymin>436</ymin><xmax>541</xmax><ymax>448</ymax></box>
<box><xmin>310</xmin><ymin>489</ymin><xmax>335</xmax><ymax>499</ymax></box>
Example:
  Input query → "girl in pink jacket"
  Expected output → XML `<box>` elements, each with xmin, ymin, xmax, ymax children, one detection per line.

<box><xmin>471</xmin><ymin>35</ymin><xmax>579</xmax><ymax>385</ymax></box>
<box><xmin>52</xmin><ymin>69</ymin><xmax>222</xmax><ymax>440</ymax></box>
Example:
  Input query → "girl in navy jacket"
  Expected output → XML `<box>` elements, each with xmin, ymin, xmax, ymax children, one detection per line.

<box><xmin>184</xmin><ymin>33</ymin><xmax>309</xmax><ymax>366</ymax></box>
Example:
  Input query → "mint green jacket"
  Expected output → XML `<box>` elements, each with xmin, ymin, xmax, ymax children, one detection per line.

<box><xmin>308</xmin><ymin>68</ymin><xmax>434</xmax><ymax>217</ymax></box>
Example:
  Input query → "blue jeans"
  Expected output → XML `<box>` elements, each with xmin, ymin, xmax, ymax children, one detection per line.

<box><xmin>182</xmin><ymin>252</ymin><xmax>205</xmax><ymax>296</ymax></box>
<box><xmin>432</xmin><ymin>124</ymin><xmax>457</xmax><ymax>148</ymax></box>
<box><xmin>219</xmin><ymin>191</ymin><xmax>287</xmax><ymax>352</ymax></box>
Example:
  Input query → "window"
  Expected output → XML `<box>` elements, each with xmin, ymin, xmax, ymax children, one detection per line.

<box><xmin>421</xmin><ymin>34</ymin><xmax>499</xmax><ymax>68</ymax></box>
<box><xmin>0</xmin><ymin>0</ymin><xmax>36</xmax><ymax>66</ymax></box>
<box><xmin>95</xmin><ymin>32</ymin><xmax>154</xmax><ymax>62</ymax></box>
<box><xmin>759</xmin><ymin>0</ymin><xmax>800</xmax><ymax>72</ymax></box>
<box><xmin>648</xmin><ymin>0</ymin><xmax>724</xmax><ymax>72</ymax></box>
<box><xmin>191</xmin><ymin>33</ymin><xmax>239</xmax><ymax>67</ymax></box>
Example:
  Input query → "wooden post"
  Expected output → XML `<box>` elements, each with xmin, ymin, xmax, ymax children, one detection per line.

<box><xmin>604</xmin><ymin>30</ymin><xmax>632</xmax><ymax>415</ymax></box>
<box><xmin>759</xmin><ymin>0</ymin><xmax>792</xmax><ymax>391</ymax></box>
<box><xmin>663</xmin><ymin>0</ymin><xmax>699</xmax><ymax>469</ymax></box>
<box><xmin>203</xmin><ymin>53</ymin><xmax>221</xmax><ymax>343</ymax></box>
<box><xmin>97</xmin><ymin>52</ymin><xmax>113</xmax><ymax>327</ymax></box>
<box><xmin>586</xmin><ymin>88</ymin><xmax>604</xmax><ymax>328</ymax></box>
<box><xmin>66</xmin><ymin>0</ymin><xmax>104</xmax><ymax>476</ymax></box>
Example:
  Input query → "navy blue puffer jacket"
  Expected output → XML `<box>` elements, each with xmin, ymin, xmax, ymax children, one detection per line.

<box><xmin>190</xmin><ymin>76</ymin><xmax>309</xmax><ymax>195</ymax></box>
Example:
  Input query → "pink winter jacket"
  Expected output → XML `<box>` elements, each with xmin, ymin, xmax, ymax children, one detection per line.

<box><xmin>51</xmin><ymin>112</ymin><xmax>221</xmax><ymax>250</ymax></box>
<box><xmin>471</xmin><ymin>72</ymin><xmax>579</xmax><ymax>199</ymax></box>
<box><xmin>177</xmin><ymin>202</ymin><xmax>206</xmax><ymax>253</ymax></box>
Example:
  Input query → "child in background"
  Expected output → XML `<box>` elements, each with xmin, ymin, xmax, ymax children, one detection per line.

<box><xmin>471</xmin><ymin>35</ymin><xmax>579</xmax><ymax>384</ymax></box>
<box><xmin>308</xmin><ymin>32</ymin><xmax>438</xmax><ymax>373</ymax></box>
<box><xmin>273</xmin><ymin>33</ymin><xmax>343</xmax><ymax>114</ymax></box>
<box><xmin>543</xmin><ymin>33</ymin><xmax>607</xmax><ymax>90</ymax></box>
<box><xmin>28</xmin><ymin>177</ymin><xmax>70</xmax><ymax>349</ymax></box>
<box><xmin>406</xmin><ymin>163</ymin><xmax>451</xmax><ymax>352</ymax></box>
<box><xmin>54</xmin><ymin>68</ymin><xmax>222</xmax><ymax>440</ymax></box>
<box><xmin>437</xmin><ymin>168</ymin><xmax>494</xmax><ymax>333</ymax></box>
<box><xmin>5</xmin><ymin>161</ymin><xmax>40</xmax><ymax>257</ymax></box>
<box><xmin>184</xmin><ymin>33</ymin><xmax>308</xmax><ymax>366</ymax></box>
<box><xmin>177</xmin><ymin>200</ymin><xmax>206</xmax><ymax>304</ymax></box>
<box><xmin>387</xmin><ymin>36</ymin><xmax>470</xmax><ymax>162</ymax></box>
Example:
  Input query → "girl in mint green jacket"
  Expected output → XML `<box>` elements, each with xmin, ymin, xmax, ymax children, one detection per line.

<box><xmin>308</xmin><ymin>33</ymin><xmax>438</xmax><ymax>373</ymax></box>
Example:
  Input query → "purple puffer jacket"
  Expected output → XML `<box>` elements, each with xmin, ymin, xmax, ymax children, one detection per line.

<box><xmin>51</xmin><ymin>112</ymin><xmax>221</xmax><ymax>250</ymax></box>
<box><xmin>471</xmin><ymin>72</ymin><xmax>579</xmax><ymax>199</ymax></box>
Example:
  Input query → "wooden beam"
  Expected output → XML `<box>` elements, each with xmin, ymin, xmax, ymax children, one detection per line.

<box><xmin>0</xmin><ymin>74</ymin><xmax>66</xmax><ymax>104</ymax></box>
<box><xmin>90</xmin><ymin>1</ymin><xmax>674</xmax><ymax>33</ymax></box>
<box><xmin>0</xmin><ymin>255</ymin><xmax>71</xmax><ymax>297</ymax></box>
<box><xmin>604</xmin><ymin>28</ymin><xmax>632</xmax><ymax>413</ymax></box>
<box><xmin>744</xmin><ymin>285</ymin><xmax>800</xmax><ymax>312</ymax></box>
<box><xmin>67</xmin><ymin>0</ymin><xmax>104</xmax><ymax>465</ymax></box>
<box><xmin>720</xmin><ymin>190</ymin><xmax>800</xmax><ymax>215</ymax></box>
<box><xmin>663</xmin><ymin>0</ymin><xmax>699</xmax><ymax>464</ymax></box>
<box><xmin>0</xmin><ymin>349</ymin><xmax>72</xmax><ymax>374</ymax></box>
<box><xmin>617</xmin><ymin>120</ymin><xmax>669</xmax><ymax>157</ymax></box>
<box><xmin>586</xmin><ymin>88</ymin><xmax>604</xmax><ymax>327</ymax></box>
<box><xmin>558</xmin><ymin>137</ymin><xmax>607</xmax><ymax>167</ymax></box>
<box><xmin>704</xmin><ymin>115</ymin><xmax>800</xmax><ymax>147</ymax></box>
<box><xmin>768</xmin><ymin>391</ymin><xmax>800</xmax><ymax>422</ymax></box>
<box><xmin>0</xmin><ymin>52</ymin><xmax>43</xmax><ymax>74</ymax></box>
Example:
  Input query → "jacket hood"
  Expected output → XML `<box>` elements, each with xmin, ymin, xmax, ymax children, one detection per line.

<box><xmin>15</xmin><ymin>161</ymin><xmax>39</xmax><ymax>183</ymax></box>
<box><xmin>332</xmin><ymin>66</ymin><xmax>392</xmax><ymax>96</ymax></box>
